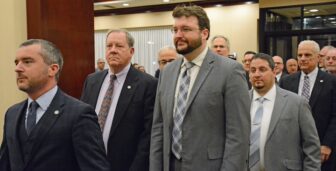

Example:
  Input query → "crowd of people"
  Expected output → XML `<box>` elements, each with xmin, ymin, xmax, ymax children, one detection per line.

<box><xmin>1</xmin><ymin>4</ymin><xmax>336</xmax><ymax>171</ymax></box>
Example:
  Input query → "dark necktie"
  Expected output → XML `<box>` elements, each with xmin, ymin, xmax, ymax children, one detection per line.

<box><xmin>249</xmin><ymin>97</ymin><xmax>265</xmax><ymax>169</ymax></box>
<box><xmin>98</xmin><ymin>74</ymin><xmax>117</xmax><ymax>131</ymax></box>
<box><xmin>172</xmin><ymin>62</ymin><xmax>194</xmax><ymax>159</ymax></box>
<box><xmin>26</xmin><ymin>101</ymin><xmax>39</xmax><ymax>135</ymax></box>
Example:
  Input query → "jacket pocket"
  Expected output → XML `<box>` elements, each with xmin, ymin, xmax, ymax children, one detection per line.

<box><xmin>283</xmin><ymin>159</ymin><xmax>303</xmax><ymax>170</ymax></box>
<box><xmin>208</xmin><ymin>147</ymin><xmax>223</xmax><ymax>159</ymax></box>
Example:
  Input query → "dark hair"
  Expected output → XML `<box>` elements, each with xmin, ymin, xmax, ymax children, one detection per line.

<box><xmin>251</xmin><ymin>53</ymin><xmax>275</xmax><ymax>70</ymax></box>
<box><xmin>20</xmin><ymin>39</ymin><xmax>63</xmax><ymax>81</ymax></box>
<box><xmin>172</xmin><ymin>5</ymin><xmax>210</xmax><ymax>39</ymax></box>
<box><xmin>106</xmin><ymin>29</ymin><xmax>134</xmax><ymax>47</ymax></box>
<box><xmin>244</xmin><ymin>51</ymin><xmax>256</xmax><ymax>56</ymax></box>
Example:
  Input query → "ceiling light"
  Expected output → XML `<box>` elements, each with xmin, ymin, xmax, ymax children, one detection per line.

<box><xmin>331</xmin><ymin>21</ymin><xmax>336</xmax><ymax>24</ymax></box>
<box><xmin>329</xmin><ymin>17</ymin><xmax>336</xmax><ymax>20</ymax></box>
<box><xmin>309</xmin><ymin>9</ymin><xmax>319</xmax><ymax>12</ymax></box>
<box><xmin>123</xmin><ymin>3</ymin><xmax>129</xmax><ymax>7</ymax></box>
<box><xmin>304</xmin><ymin>11</ymin><xmax>310</xmax><ymax>14</ymax></box>
<box><xmin>163</xmin><ymin>0</ymin><xmax>170</xmax><ymax>2</ymax></box>
<box><xmin>215</xmin><ymin>4</ymin><xmax>223</xmax><ymax>7</ymax></box>
<box><xmin>245</xmin><ymin>1</ymin><xmax>254</xmax><ymax>4</ymax></box>
<box><xmin>315</xmin><ymin>16</ymin><xmax>321</xmax><ymax>19</ymax></box>
<box><xmin>94</xmin><ymin>0</ymin><xmax>132</xmax><ymax>6</ymax></box>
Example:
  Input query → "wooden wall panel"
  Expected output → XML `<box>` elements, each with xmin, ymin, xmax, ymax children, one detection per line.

<box><xmin>26</xmin><ymin>0</ymin><xmax>95</xmax><ymax>98</ymax></box>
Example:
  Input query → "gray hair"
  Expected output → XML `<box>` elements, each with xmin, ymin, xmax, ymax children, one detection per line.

<box><xmin>19</xmin><ymin>39</ymin><xmax>63</xmax><ymax>81</ymax></box>
<box><xmin>211</xmin><ymin>35</ymin><xmax>230</xmax><ymax>50</ymax></box>
<box><xmin>106</xmin><ymin>29</ymin><xmax>134</xmax><ymax>47</ymax></box>
<box><xmin>298</xmin><ymin>40</ymin><xmax>320</xmax><ymax>54</ymax></box>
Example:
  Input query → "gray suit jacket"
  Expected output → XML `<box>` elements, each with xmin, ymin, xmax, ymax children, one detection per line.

<box><xmin>251</xmin><ymin>86</ymin><xmax>320</xmax><ymax>171</ymax></box>
<box><xmin>150</xmin><ymin>50</ymin><xmax>251</xmax><ymax>171</ymax></box>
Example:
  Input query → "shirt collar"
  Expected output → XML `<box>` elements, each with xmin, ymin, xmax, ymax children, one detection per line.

<box><xmin>301</xmin><ymin>66</ymin><xmax>318</xmax><ymax>78</ymax></box>
<box><xmin>181</xmin><ymin>46</ymin><xmax>208</xmax><ymax>68</ymax></box>
<box><xmin>252</xmin><ymin>83</ymin><xmax>276</xmax><ymax>102</ymax></box>
<box><xmin>28</xmin><ymin>85</ymin><xmax>58</xmax><ymax>111</ymax></box>
<box><xmin>108</xmin><ymin>63</ymin><xmax>130</xmax><ymax>84</ymax></box>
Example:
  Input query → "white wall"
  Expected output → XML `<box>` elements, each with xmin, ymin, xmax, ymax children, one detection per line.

<box><xmin>95</xmin><ymin>3</ymin><xmax>260</xmax><ymax>63</ymax></box>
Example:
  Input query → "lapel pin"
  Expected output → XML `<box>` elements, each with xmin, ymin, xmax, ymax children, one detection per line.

<box><xmin>320</xmin><ymin>80</ymin><xmax>323</xmax><ymax>83</ymax></box>
<box><xmin>127</xmin><ymin>85</ymin><xmax>131</xmax><ymax>89</ymax></box>
<box><xmin>54</xmin><ymin>110</ymin><xmax>60</xmax><ymax>115</ymax></box>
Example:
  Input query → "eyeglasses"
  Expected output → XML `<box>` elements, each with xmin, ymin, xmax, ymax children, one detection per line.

<box><xmin>171</xmin><ymin>27</ymin><xmax>200</xmax><ymax>34</ymax></box>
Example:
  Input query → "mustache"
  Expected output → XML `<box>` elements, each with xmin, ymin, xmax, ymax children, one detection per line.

<box><xmin>17</xmin><ymin>73</ymin><xmax>27</xmax><ymax>79</ymax></box>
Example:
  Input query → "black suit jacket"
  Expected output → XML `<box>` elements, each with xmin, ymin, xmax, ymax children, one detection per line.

<box><xmin>279</xmin><ymin>70</ymin><xmax>336</xmax><ymax>148</ymax></box>
<box><xmin>0</xmin><ymin>89</ymin><xmax>110</xmax><ymax>171</ymax></box>
<box><xmin>80</xmin><ymin>66</ymin><xmax>157</xmax><ymax>171</ymax></box>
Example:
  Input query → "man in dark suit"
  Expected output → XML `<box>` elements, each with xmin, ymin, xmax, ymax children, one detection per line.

<box><xmin>0</xmin><ymin>39</ymin><xmax>110</xmax><ymax>171</ymax></box>
<box><xmin>272</xmin><ymin>55</ymin><xmax>287</xmax><ymax>83</ymax></box>
<box><xmin>81</xmin><ymin>29</ymin><xmax>157</xmax><ymax>171</ymax></box>
<box><xmin>243</xmin><ymin>51</ymin><xmax>256</xmax><ymax>89</ymax></box>
<box><xmin>279</xmin><ymin>40</ymin><xmax>336</xmax><ymax>171</ymax></box>
<box><xmin>150</xmin><ymin>5</ymin><xmax>251</xmax><ymax>171</ymax></box>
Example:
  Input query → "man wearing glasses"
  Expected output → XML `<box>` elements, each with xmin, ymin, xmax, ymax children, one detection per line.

<box><xmin>155</xmin><ymin>46</ymin><xmax>178</xmax><ymax>78</ymax></box>
<box><xmin>150</xmin><ymin>5</ymin><xmax>250</xmax><ymax>171</ymax></box>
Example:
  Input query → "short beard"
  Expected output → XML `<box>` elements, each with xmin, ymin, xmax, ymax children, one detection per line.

<box><xmin>175</xmin><ymin>36</ymin><xmax>202</xmax><ymax>55</ymax></box>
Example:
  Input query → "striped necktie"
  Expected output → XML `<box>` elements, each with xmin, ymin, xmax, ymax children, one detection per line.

<box><xmin>301</xmin><ymin>75</ymin><xmax>310</xmax><ymax>101</ymax></box>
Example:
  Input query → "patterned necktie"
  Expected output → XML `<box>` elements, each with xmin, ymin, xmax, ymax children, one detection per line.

<box><xmin>98</xmin><ymin>74</ymin><xmax>117</xmax><ymax>131</ymax></box>
<box><xmin>26</xmin><ymin>101</ymin><xmax>39</xmax><ymax>135</ymax></box>
<box><xmin>301</xmin><ymin>75</ymin><xmax>310</xmax><ymax>101</ymax></box>
<box><xmin>249</xmin><ymin>97</ymin><xmax>265</xmax><ymax>169</ymax></box>
<box><xmin>172</xmin><ymin>62</ymin><xmax>194</xmax><ymax>159</ymax></box>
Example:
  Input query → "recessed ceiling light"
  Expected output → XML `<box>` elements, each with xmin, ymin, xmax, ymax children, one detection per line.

<box><xmin>309</xmin><ymin>9</ymin><xmax>319</xmax><ymax>12</ymax></box>
<box><xmin>123</xmin><ymin>3</ymin><xmax>129</xmax><ymax>7</ymax></box>
<box><xmin>215</xmin><ymin>4</ymin><xmax>223</xmax><ymax>7</ymax></box>
<box><xmin>245</xmin><ymin>1</ymin><xmax>254</xmax><ymax>4</ymax></box>
<box><xmin>329</xmin><ymin>17</ymin><xmax>336</xmax><ymax>20</ymax></box>
<box><xmin>163</xmin><ymin>0</ymin><xmax>170</xmax><ymax>2</ymax></box>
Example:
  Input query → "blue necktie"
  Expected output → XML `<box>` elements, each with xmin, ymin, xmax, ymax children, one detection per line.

<box><xmin>249</xmin><ymin>97</ymin><xmax>265</xmax><ymax>169</ymax></box>
<box><xmin>26</xmin><ymin>101</ymin><xmax>39</xmax><ymax>135</ymax></box>
<box><xmin>172</xmin><ymin>62</ymin><xmax>194</xmax><ymax>159</ymax></box>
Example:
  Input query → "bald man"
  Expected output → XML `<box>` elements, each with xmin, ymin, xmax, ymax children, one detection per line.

<box><xmin>286</xmin><ymin>58</ymin><xmax>299</xmax><ymax>75</ymax></box>
<box><xmin>211</xmin><ymin>35</ymin><xmax>230</xmax><ymax>57</ymax></box>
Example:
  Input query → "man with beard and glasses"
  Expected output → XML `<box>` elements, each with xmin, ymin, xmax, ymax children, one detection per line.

<box><xmin>150</xmin><ymin>5</ymin><xmax>251</xmax><ymax>171</ymax></box>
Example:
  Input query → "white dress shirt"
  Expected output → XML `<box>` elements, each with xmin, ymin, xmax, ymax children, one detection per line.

<box><xmin>26</xmin><ymin>85</ymin><xmax>58</xmax><ymax>127</ymax></box>
<box><xmin>174</xmin><ymin>47</ymin><xmax>208</xmax><ymax>109</ymax></box>
<box><xmin>251</xmin><ymin>84</ymin><xmax>276</xmax><ymax>170</ymax></box>
<box><xmin>298</xmin><ymin>67</ymin><xmax>318</xmax><ymax>97</ymax></box>
<box><xmin>95</xmin><ymin>64</ymin><xmax>130</xmax><ymax>150</ymax></box>
<box><xmin>275</xmin><ymin>72</ymin><xmax>282</xmax><ymax>82</ymax></box>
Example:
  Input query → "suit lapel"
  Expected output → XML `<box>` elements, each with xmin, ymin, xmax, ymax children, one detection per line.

<box><xmin>25</xmin><ymin>89</ymin><xmax>64</xmax><ymax>164</ymax></box>
<box><xmin>291</xmin><ymin>72</ymin><xmax>300</xmax><ymax>94</ymax></box>
<box><xmin>9</xmin><ymin>101</ymin><xmax>27</xmax><ymax>169</ymax></box>
<box><xmin>266</xmin><ymin>87</ymin><xmax>287</xmax><ymax>141</ymax></box>
<box><xmin>309</xmin><ymin>70</ymin><xmax>324</xmax><ymax>109</ymax></box>
<box><xmin>109</xmin><ymin>67</ymin><xmax>138</xmax><ymax>136</ymax></box>
<box><xmin>91</xmin><ymin>70</ymin><xmax>108</xmax><ymax>107</ymax></box>
<box><xmin>185</xmin><ymin>50</ymin><xmax>214</xmax><ymax>111</ymax></box>
<box><xmin>166</xmin><ymin>58</ymin><xmax>183</xmax><ymax>130</ymax></box>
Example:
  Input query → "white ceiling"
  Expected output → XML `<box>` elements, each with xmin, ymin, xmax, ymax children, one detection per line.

<box><xmin>94</xmin><ymin>0</ymin><xmax>205</xmax><ymax>11</ymax></box>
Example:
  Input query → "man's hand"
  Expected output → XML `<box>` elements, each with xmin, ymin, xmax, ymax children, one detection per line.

<box><xmin>321</xmin><ymin>145</ymin><xmax>332</xmax><ymax>162</ymax></box>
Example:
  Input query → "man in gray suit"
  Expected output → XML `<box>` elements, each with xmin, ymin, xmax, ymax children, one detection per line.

<box><xmin>249</xmin><ymin>53</ymin><xmax>320</xmax><ymax>171</ymax></box>
<box><xmin>150</xmin><ymin>5</ymin><xmax>251</xmax><ymax>171</ymax></box>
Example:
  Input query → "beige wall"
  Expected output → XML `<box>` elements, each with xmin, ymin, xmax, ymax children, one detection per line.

<box><xmin>259</xmin><ymin>0</ymin><xmax>336</xmax><ymax>8</ymax></box>
<box><xmin>0</xmin><ymin>0</ymin><xmax>27</xmax><ymax>139</ymax></box>
<box><xmin>95</xmin><ymin>3</ymin><xmax>259</xmax><ymax>62</ymax></box>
